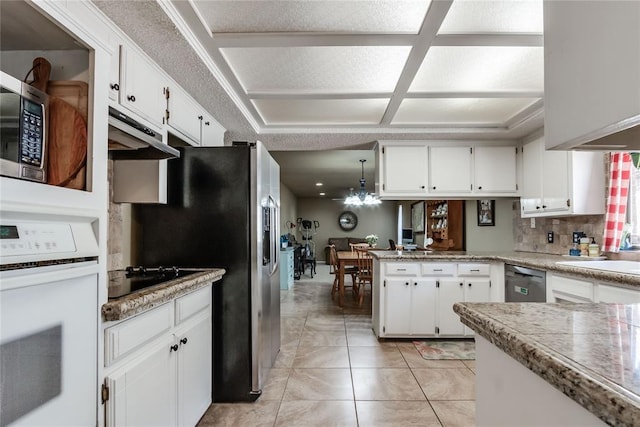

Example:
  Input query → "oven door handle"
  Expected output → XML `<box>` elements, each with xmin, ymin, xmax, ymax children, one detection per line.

<box><xmin>0</xmin><ymin>261</ymin><xmax>98</xmax><ymax>292</ymax></box>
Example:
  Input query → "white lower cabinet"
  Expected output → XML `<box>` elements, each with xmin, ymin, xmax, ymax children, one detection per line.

<box><xmin>596</xmin><ymin>284</ymin><xmax>640</xmax><ymax>304</ymax></box>
<box><xmin>437</xmin><ymin>279</ymin><xmax>465</xmax><ymax>336</ymax></box>
<box><xmin>106</xmin><ymin>335</ymin><xmax>177</xmax><ymax>427</ymax></box>
<box><xmin>374</xmin><ymin>262</ymin><xmax>494</xmax><ymax>338</ymax></box>
<box><xmin>177</xmin><ymin>314</ymin><xmax>212</xmax><ymax>427</ymax></box>
<box><xmin>104</xmin><ymin>285</ymin><xmax>212</xmax><ymax>427</ymax></box>
<box><xmin>384</xmin><ymin>279</ymin><xmax>437</xmax><ymax>336</ymax></box>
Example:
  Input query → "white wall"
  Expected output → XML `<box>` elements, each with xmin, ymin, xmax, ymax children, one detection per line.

<box><xmin>280</xmin><ymin>183</ymin><xmax>297</xmax><ymax>240</ymax></box>
<box><xmin>296</xmin><ymin>198</ymin><xmax>397</xmax><ymax>261</ymax></box>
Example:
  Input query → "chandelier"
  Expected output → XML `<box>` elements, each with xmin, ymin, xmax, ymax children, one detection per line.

<box><xmin>344</xmin><ymin>159</ymin><xmax>381</xmax><ymax>206</ymax></box>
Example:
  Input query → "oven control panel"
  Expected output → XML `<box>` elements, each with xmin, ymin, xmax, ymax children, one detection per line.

<box><xmin>0</xmin><ymin>223</ymin><xmax>77</xmax><ymax>257</ymax></box>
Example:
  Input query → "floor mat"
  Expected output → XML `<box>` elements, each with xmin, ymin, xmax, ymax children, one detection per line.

<box><xmin>413</xmin><ymin>340</ymin><xmax>475</xmax><ymax>360</ymax></box>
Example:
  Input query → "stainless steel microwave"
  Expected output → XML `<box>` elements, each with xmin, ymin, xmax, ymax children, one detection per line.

<box><xmin>0</xmin><ymin>71</ymin><xmax>48</xmax><ymax>183</ymax></box>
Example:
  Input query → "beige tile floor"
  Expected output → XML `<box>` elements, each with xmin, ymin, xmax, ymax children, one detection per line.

<box><xmin>198</xmin><ymin>264</ymin><xmax>476</xmax><ymax>426</ymax></box>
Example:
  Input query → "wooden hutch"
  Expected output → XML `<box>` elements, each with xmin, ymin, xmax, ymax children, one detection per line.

<box><xmin>426</xmin><ymin>200</ymin><xmax>465</xmax><ymax>250</ymax></box>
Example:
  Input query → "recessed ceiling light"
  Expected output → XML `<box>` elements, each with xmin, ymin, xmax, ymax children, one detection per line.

<box><xmin>319</xmin><ymin>192</ymin><xmax>326</xmax><ymax>196</ymax></box>
<box><xmin>316</xmin><ymin>182</ymin><xmax>323</xmax><ymax>186</ymax></box>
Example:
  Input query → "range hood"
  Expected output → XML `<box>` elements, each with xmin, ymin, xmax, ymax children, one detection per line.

<box><xmin>553</xmin><ymin>115</ymin><xmax>640</xmax><ymax>151</ymax></box>
<box><xmin>567</xmin><ymin>116</ymin><xmax>640</xmax><ymax>151</ymax></box>
<box><xmin>108</xmin><ymin>107</ymin><xmax>179</xmax><ymax>160</ymax></box>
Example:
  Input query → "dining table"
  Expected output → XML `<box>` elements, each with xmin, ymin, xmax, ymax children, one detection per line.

<box><xmin>336</xmin><ymin>250</ymin><xmax>360</xmax><ymax>307</ymax></box>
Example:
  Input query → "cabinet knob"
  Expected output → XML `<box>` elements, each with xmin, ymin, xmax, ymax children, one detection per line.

<box><xmin>127</xmin><ymin>95</ymin><xmax>136</xmax><ymax>102</ymax></box>
<box><xmin>478</xmin><ymin>186</ymin><xmax>482</xmax><ymax>190</ymax></box>
<box><xmin>205</xmin><ymin>121</ymin><xmax>210</xmax><ymax>126</ymax></box>
<box><xmin>420</xmin><ymin>185</ymin><xmax>425</xmax><ymax>189</ymax></box>
<box><xmin>405</xmin><ymin>282</ymin><xmax>409</xmax><ymax>286</ymax></box>
<box><xmin>110</xmin><ymin>83</ymin><xmax>119</xmax><ymax>91</ymax></box>
<box><xmin>536</xmin><ymin>206</ymin><xmax>541</xmax><ymax>210</ymax></box>
<box><xmin>180</xmin><ymin>337</ymin><xmax>188</xmax><ymax>345</ymax></box>
<box><xmin>459</xmin><ymin>282</ymin><xmax>463</xmax><ymax>287</ymax></box>
<box><xmin>542</xmin><ymin>205</ymin><xmax>547</xmax><ymax>209</ymax></box>
<box><xmin>170</xmin><ymin>344</ymin><xmax>179</xmax><ymax>352</ymax></box>
<box><xmin>468</xmin><ymin>283</ymin><xmax>472</xmax><ymax>287</ymax></box>
<box><xmin>414</xmin><ymin>282</ymin><xmax>417</xmax><ymax>286</ymax></box>
<box><xmin>198</xmin><ymin>115</ymin><xmax>203</xmax><ymax>120</ymax></box>
<box><xmin>432</xmin><ymin>186</ymin><xmax>436</xmax><ymax>190</ymax></box>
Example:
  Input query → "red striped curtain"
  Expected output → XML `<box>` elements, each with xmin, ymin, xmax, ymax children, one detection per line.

<box><xmin>603</xmin><ymin>152</ymin><xmax>632</xmax><ymax>252</ymax></box>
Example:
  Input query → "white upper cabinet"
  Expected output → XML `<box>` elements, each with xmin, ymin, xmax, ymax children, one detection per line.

<box><xmin>429</xmin><ymin>146</ymin><xmax>472</xmax><ymax>193</ymax></box>
<box><xmin>378</xmin><ymin>143</ymin><xmax>429</xmax><ymax>197</ymax></box>
<box><xmin>119</xmin><ymin>44</ymin><xmax>168</xmax><ymax>130</ymax></box>
<box><xmin>543</xmin><ymin>0</ymin><xmax>640</xmax><ymax>149</ymax></box>
<box><xmin>378</xmin><ymin>141</ymin><xmax>518</xmax><ymax>199</ymax></box>
<box><xmin>166</xmin><ymin>85</ymin><xmax>226</xmax><ymax>147</ymax></box>
<box><xmin>200</xmin><ymin>113</ymin><xmax>226</xmax><ymax>147</ymax></box>
<box><xmin>474</xmin><ymin>146</ymin><xmax>518</xmax><ymax>193</ymax></box>
<box><xmin>520</xmin><ymin>137</ymin><xmax>605</xmax><ymax>217</ymax></box>
<box><xmin>166</xmin><ymin>85</ymin><xmax>203</xmax><ymax>146</ymax></box>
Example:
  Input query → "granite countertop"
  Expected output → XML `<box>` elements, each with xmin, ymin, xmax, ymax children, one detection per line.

<box><xmin>102</xmin><ymin>268</ymin><xmax>225</xmax><ymax>322</ymax></box>
<box><xmin>454</xmin><ymin>302</ymin><xmax>640</xmax><ymax>426</ymax></box>
<box><xmin>371</xmin><ymin>250</ymin><xmax>640</xmax><ymax>289</ymax></box>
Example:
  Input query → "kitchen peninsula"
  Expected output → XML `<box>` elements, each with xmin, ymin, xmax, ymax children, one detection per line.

<box><xmin>370</xmin><ymin>250</ymin><xmax>640</xmax><ymax>425</ymax></box>
<box><xmin>454</xmin><ymin>302</ymin><xmax>640</xmax><ymax>426</ymax></box>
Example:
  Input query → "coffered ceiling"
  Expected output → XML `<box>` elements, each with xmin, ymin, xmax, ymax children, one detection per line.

<box><xmin>95</xmin><ymin>0</ymin><xmax>544</xmax><ymax>198</ymax></box>
<box><xmin>160</xmin><ymin>0</ymin><xmax>543</xmax><ymax>139</ymax></box>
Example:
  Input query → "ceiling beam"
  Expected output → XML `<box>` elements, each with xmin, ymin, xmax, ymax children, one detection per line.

<box><xmin>434</xmin><ymin>34</ymin><xmax>543</xmax><ymax>47</ymax></box>
<box><xmin>379</xmin><ymin>0</ymin><xmax>454</xmax><ymax>126</ymax></box>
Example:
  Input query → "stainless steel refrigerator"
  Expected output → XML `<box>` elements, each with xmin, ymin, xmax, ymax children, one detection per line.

<box><xmin>134</xmin><ymin>141</ymin><xmax>281</xmax><ymax>402</ymax></box>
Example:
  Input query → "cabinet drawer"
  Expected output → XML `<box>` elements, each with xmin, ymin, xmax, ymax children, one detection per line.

<box><xmin>105</xmin><ymin>302</ymin><xmax>173</xmax><ymax>366</ymax></box>
<box><xmin>552</xmin><ymin>275</ymin><xmax>594</xmax><ymax>301</ymax></box>
<box><xmin>457</xmin><ymin>263</ymin><xmax>490</xmax><ymax>276</ymax></box>
<box><xmin>421</xmin><ymin>263</ymin><xmax>456</xmax><ymax>276</ymax></box>
<box><xmin>176</xmin><ymin>285</ymin><xmax>212</xmax><ymax>325</ymax></box>
<box><xmin>385</xmin><ymin>263</ymin><xmax>419</xmax><ymax>276</ymax></box>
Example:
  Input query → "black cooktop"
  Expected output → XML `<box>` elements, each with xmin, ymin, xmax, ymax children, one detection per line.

<box><xmin>108</xmin><ymin>266</ymin><xmax>200</xmax><ymax>299</ymax></box>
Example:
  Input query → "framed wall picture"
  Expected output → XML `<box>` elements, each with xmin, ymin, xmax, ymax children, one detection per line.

<box><xmin>477</xmin><ymin>199</ymin><xmax>495</xmax><ymax>226</ymax></box>
<box><xmin>411</xmin><ymin>201</ymin><xmax>425</xmax><ymax>233</ymax></box>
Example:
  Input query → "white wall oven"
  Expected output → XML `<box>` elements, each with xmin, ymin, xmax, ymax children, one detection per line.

<box><xmin>0</xmin><ymin>208</ymin><xmax>99</xmax><ymax>426</ymax></box>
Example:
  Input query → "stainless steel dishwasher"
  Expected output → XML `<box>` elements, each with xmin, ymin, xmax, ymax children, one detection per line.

<box><xmin>505</xmin><ymin>264</ymin><xmax>546</xmax><ymax>302</ymax></box>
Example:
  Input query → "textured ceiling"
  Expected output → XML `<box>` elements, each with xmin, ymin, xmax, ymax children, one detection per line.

<box><xmin>92</xmin><ymin>0</ymin><xmax>545</xmax><ymax>198</ymax></box>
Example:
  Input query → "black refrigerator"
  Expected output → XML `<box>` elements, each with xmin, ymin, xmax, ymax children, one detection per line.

<box><xmin>134</xmin><ymin>141</ymin><xmax>281</xmax><ymax>402</ymax></box>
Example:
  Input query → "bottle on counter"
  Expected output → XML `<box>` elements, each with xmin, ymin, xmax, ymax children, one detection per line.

<box><xmin>580</xmin><ymin>237</ymin><xmax>590</xmax><ymax>256</ymax></box>
<box><xmin>588</xmin><ymin>237</ymin><xmax>600</xmax><ymax>257</ymax></box>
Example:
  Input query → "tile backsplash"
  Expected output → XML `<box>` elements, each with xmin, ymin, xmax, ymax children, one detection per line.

<box><xmin>512</xmin><ymin>200</ymin><xmax>604</xmax><ymax>255</ymax></box>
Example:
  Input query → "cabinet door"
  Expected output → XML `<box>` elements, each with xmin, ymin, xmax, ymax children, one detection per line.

<box><xmin>167</xmin><ymin>85</ymin><xmax>202</xmax><ymax>145</ymax></box>
<box><xmin>106</xmin><ymin>336</ymin><xmax>177</xmax><ymax>427</ymax></box>
<box><xmin>429</xmin><ymin>146</ymin><xmax>472</xmax><ymax>193</ymax></box>
<box><xmin>597</xmin><ymin>284</ymin><xmax>640</xmax><ymax>304</ymax></box>
<box><xmin>380</xmin><ymin>145</ymin><xmax>429</xmax><ymax>195</ymax></box>
<box><xmin>437</xmin><ymin>279</ymin><xmax>465</xmax><ymax>336</ymax></box>
<box><xmin>410</xmin><ymin>279</ymin><xmax>437</xmax><ymax>336</ymax></box>
<box><xmin>463</xmin><ymin>279</ymin><xmax>491</xmax><ymax>336</ymax></box>
<box><xmin>201</xmin><ymin>113</ymin><xmax>226</xmax><ymax>147</ymax></box>
<box><xmin>542</xmin><ymin>149</ymin><xmax>569</xmax><ymax>213</ymax></box>
<box><xmin>474</xmin><ymin>146</ymin><xmax>517</xmax><ymax>193</ymax></box>
<box><xmin>177</xmin><ymin>314</ymin><xmax>212</xmax><ymax>427</ymax></box>
<box><xmin>120</xmin><ymin>45</ymin><xmax>167</xmax><ymax>128</ymax></box>
<box><xmin>520</xmin><ymin>138</ymin><xmax>543</xmax><ymax>215</ymax></box>
<box><xmin>108</xmin><ymin>43</ymin><xmax>123</xmax><ymax>102</ymax></box>
<box><xmin>384</xmin><ymin>279</ymin><xmax>412</xmax><ymax>335</ymax></box>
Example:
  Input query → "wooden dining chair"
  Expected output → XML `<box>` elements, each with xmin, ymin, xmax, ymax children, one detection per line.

<box><xmin>328</xmin><ymin>245</ymin><xmax>358</xmax><ymax>299</ymax></box>
<box><xmin>349</xmin><ymin>242</ymin><xmax>369</xmax><ymax>251</ymax></box>
<box><xmin>354</xmin><ymin>247</ymin><xmax>373</xmax><ymax>306</ymax></box>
